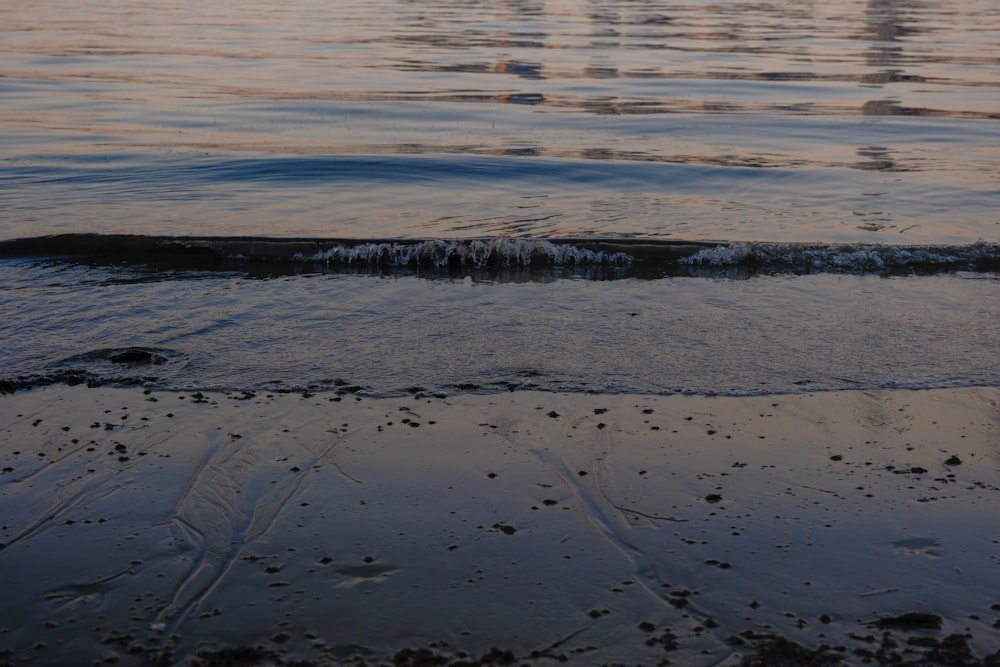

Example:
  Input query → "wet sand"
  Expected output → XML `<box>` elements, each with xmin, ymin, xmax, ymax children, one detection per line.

<box><xmin>1</xmin><ymin>385</ymin><xmax>998</xmax><ymax>666</ymax></box>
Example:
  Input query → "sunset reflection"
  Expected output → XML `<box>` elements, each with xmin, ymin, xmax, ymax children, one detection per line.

<box><xmin>1</xmin><ymin>0</ymin><xmax>996</xmax><ymax>242</ymax></box>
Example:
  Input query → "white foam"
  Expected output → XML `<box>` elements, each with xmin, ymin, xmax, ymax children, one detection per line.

<box><xmin>681</xmin><ymin>241</ymin><xmax>997</xmax><ymax>273</ymax></box>
<box><xmin>301</xmin><ymin>239</ymin><xmax>634</xmax><ymax>268</ymax></box>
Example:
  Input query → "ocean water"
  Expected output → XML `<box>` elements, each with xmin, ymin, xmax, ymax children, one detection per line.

<box><xmin>1</xmin><ymin>0</ymin><xmax>998</xmax><ymax>397</ymax></box>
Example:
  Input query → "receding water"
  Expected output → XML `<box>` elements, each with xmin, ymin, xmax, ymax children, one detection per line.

<box><xmin>1</xmin><ymin>259</ymin><xmax>997</xmax><ymax>397</ymax></box>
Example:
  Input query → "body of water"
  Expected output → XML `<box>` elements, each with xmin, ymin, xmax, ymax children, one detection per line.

<box><xmin>1</xmin><ymin>0</ymin><xmax>998</xmax><ymax>396</ymax></box>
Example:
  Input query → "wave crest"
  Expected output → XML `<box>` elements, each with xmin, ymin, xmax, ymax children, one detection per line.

<box><xmin>301</xmin><ymin>238</ymin><xmax>633</xmax><ymax>268</ymax></box>
<box><xmin>682</xmin><ymin>241</ymin><xmax>999</xmax><ymax>274</ymax></box>
<box><xmin>1</xmin><ymin>234</ymin><xmax>997</xmax><ymax>276</ymax></box>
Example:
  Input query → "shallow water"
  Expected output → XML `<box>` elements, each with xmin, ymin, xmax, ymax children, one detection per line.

<box><xmin>2</xmin><ymin>260</ymin><xmax>997</xmax><ymax>396</ymax></box>
<box><xmin>1</xmin><ymin>0</ymin><xmax>998</xmax><ymax>397</ymax></box>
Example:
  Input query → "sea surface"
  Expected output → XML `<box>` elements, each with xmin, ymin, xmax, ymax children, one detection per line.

<box><xmin>1</xmin><ymin>0</ymin><xmax>998</xmax><ymax>397</ymax></box>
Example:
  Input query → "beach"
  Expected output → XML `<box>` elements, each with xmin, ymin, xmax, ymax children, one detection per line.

<box><xmin>2</xmin><ymin>384</ymin><xmax>998</xmax><ymax>665</ymax></box>
<box><xmin>2</xmin><ymin>0</ymin><xmax>999</xmax><ymax>664</ymax></box>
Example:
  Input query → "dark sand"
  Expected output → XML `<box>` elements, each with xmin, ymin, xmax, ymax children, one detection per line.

<box><xmin>1</xmin><ymin>386</ymin><xmax>999</xmax><ymax>666</ymax></box>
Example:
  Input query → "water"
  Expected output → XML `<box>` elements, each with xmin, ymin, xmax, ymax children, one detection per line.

<box><xmin>1</xmin><ymin>0</ymin><xmax>998</xmax><ymax>396</ymax></box>
<box><xmin>3</xmin><ymin>0</ymin><xmax>999</xmax><ymax>242</ymax></box>
<box><xmin>1</xmin><ymin>260</ymin><xmax>998</xmax><ymax>396</ymax></box>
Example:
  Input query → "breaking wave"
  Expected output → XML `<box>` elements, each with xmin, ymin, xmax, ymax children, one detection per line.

<box><xmin>298</xmin><ymin>238</ymin><xmax>634</xmax><ymax>269</ymax></box>
<box><xmin>1</xmin><ymin>234</ymin><xmax>997</xmax><ymax>277</ymax></box>
<box><xmin>680</xmin><ymin>240</ymin><xmax>1000</xmax><ymax>274</ymax></box>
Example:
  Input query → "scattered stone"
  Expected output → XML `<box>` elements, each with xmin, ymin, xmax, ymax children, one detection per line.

<box><xmin>740</xmin><ymin>635</ymin><xmax>845</xmax><ymax>666</ymax></box>
<box><xmin>869</xmin><ymin>612</ymin><xmax>943</xmax><ymax>631</ymax></box>
<box><xmin>107</xmin><ymin>349</ymin><xmax>166</xmax><ymax>365</ymax></box>
<box><xmin>190</xmin><ymin>645</ymin><xmax>276</xmax><ymax>667</ymax></box>
<box><xmin>390</xmin><ymin>645</ymin><xmax>517</xmax><ymax>666</ymax></box>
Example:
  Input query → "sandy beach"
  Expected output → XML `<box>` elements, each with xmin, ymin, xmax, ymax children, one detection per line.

<box><xmin>4</xmin><ymin>2</ymin><xmax>999</xmax><ymax>666</ymax></box>
<box><xmin>1</xmin><ymin>385</ymin><xmax>999</xmax><ymax>666</ymax></box>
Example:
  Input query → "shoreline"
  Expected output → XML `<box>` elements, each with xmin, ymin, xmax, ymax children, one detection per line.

<box><xmin>1</xmin><ymin>385</ymin><xmax>998</xmax><ymax>665</ymax></box>
<box><xmin>3</xmin><ymin>235</ymin><xmax>999</xmax><ymax>277</ymax></box>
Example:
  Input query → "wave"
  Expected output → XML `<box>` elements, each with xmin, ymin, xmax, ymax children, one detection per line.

<box><xmin>1</xmin><ymin>234</ymin><xmax>998</xmax><ymax>277</ymax></box>
<box><xmin>679</xmin><ymin>241</ymin><xmax>1000</xmax><ymax>274</ymax></box>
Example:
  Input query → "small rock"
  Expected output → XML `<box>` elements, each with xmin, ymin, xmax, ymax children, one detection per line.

<box><xmin>492</xmin><ymin>523</ymin><xmax>517</xmax><ymax>535</ymax></box>
<box><xmin>869</xmin><ymin>612</ymin><xmax>942</xmax><ymax>630</ymax></box>
<box><xmin>108</xmin><ymin>349</ymin><xmax>165</xmax><ymax>365</ymax></box>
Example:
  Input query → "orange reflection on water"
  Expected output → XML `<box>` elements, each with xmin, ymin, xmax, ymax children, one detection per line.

<box><xmin>1</xmin><ymin>0</ymin><xmax>997</xmax><ymax>242</ymax></box>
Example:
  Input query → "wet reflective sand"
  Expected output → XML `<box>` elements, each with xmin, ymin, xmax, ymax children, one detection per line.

<box><xmin>2</xmin><ymin>386</ymin><xmax>999</xmax><ymax>665</ymax></box>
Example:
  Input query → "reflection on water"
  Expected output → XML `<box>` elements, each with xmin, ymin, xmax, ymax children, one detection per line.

<box><xmin>0</xmin><ymin>0</ymin><xmax>997</xmax><ymax>242</ymax></box>
<box><xmin>865</xmin><ymin>0</ymin><xmax>909</xmax><ymax>68</ymax></box>
<box><xmin>3</xmin><ymin>0</ymin><xmax>996</xmax><ymax>116</ymax></box>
